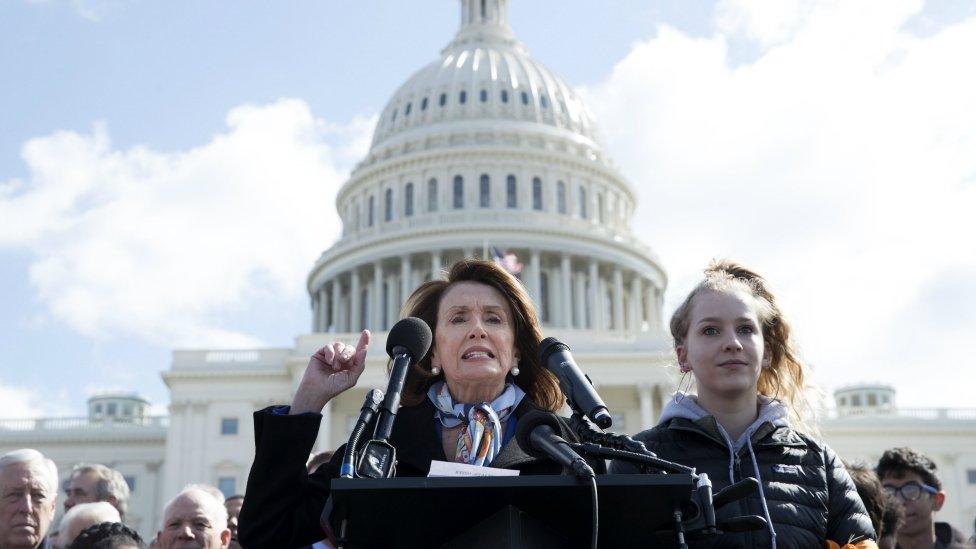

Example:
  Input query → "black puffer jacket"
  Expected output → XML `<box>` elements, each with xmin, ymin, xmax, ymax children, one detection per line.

<box><xmin>611</xmin><ymin>395</ymin><xmax>875</xmax><ymax>548</ymax></box>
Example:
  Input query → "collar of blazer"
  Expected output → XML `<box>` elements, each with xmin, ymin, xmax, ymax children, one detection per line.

<box><xmin>389</xmin><ymin>397</ymin><xmax>550</xmax><ymax>474</ymax></box>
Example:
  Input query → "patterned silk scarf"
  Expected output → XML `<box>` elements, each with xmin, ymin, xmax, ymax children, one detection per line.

<box><xmin>427</xmin><ymin>381</ymin><xmax>526</xmax><ymax>466</ymax></box>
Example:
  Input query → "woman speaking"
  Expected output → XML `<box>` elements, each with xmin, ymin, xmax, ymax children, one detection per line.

<box><xmin>239</xmin><ymin>259</ymin><xmax>598</xmax><ymax>548</ymax></box>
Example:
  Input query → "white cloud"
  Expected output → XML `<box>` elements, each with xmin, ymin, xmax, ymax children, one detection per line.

<box><xmin>0</xmin><ymin>99</ymin><xmax>372</xmax><ymax>348</ymax></box>
<box><xmin>585</xmin><ymin>1</ymin><xmax>976</xmax><ymax>407</ymax></box>
<box><xmin>0</xmin><ymin>382</ymin><xmax>67</xmax><ymax>419</ymax></box>
<box><xmin>26</xmin><ymin>0</ymin><xmax>132</xmax><ymax>22</ymax></box>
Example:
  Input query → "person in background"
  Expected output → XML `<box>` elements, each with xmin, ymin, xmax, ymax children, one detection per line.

<box><xmin>305</xmin><ymin>452</ymin><xmax>334</xmax><ymax>475</ymax></box>
<box><xmin>876</xmin><ymin>447</ymin><xmax>974</xmax><ymax>549</ymax></box>
<box><xmin>155</xmin><ymin>485</ymin><xmax>230</xmax><ymax>549</ymax></box>
<box><xmin>63</xmin><ymin>464</ymin><xmax>130</xmax><ymax>520</ymax></box>
<box><xmin>0</xmin><ymin>448</ymin><xmax>59</xmax><ymax>549</ymax></box>
<box><xmin>847</xmin><ymin>461</ymin><xmax>905</xmax><ymax>549</ymax></box>
<box><xmin>222</xmin><ymin>495</ymin><xmax>243</xmax><ymax>549</ymax></box>
<box><xmin>68</xmin><ymin>521</ymin><xmax>144</xmax><ymax>549</ymax></box>
<box><xmin>611</xmin><ymin>260</ymin><xmax>876</xmax><ymax>548</ymax></box>
<box><xmin>57</xmin><ymin>502</ymin><xmax>121</xmax><ymax>548</ymax></box>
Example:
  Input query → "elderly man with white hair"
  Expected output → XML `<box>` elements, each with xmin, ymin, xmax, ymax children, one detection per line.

<box><xmin>156</xmin><ymin>485</ymin><xmax>230</xmax><ymax>549</ymax></box>
<box><xmin>0</xmin><ymin>448</ymin><xmax>59</xmax><ymax>549</ymax></box>
<box><xmin>56</xmin><ymin>501</ymin><xmax>121</xmax><ymax>548</ymax></box>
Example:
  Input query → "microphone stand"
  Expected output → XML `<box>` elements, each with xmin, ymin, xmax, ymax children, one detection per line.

<box><xmin>566</xmin><ymin>441</ymin><xmax>767</xmax><ymax>547</ymax></box>
<box><xmin>569</xmin><ymin>412</ymin><xmax>654</xmax><ymax>455</ymax></box>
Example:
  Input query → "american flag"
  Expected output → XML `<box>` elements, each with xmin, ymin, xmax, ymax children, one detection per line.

<box><xmin>490</xmin><ymin>246</ymin><xmax>523</xmax><ymax>277</ymax></box>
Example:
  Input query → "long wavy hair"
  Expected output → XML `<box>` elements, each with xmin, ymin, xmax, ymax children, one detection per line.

<box><xmin>669</xmin><ymin>259</ymin><xmax>815</xmax><ymax>433</ymax></box>
<box><xmin>395</xmin><ymin>258</ymin><xmax>563</xmax><ymax>412</ymax></box>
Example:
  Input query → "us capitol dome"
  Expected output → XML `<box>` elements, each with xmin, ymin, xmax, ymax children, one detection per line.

<box><xmin>307</xmin><ymin>0</ymin><xmax>668</xmax><ymax>346</ymax></box>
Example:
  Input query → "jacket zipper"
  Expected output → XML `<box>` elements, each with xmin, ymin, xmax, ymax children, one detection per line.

<box><xmin>732</xmin><ymin>449</ymin><xmax>761</xmax><ymax>548</ymax></box>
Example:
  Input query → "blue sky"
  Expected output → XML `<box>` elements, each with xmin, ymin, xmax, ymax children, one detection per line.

<box><xmin>2</xmin><ymin>0</ymin><xmax>975</xmax><ymax>417</ymax></box>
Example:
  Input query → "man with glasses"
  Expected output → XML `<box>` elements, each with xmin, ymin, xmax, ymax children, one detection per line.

<box><xmin>876</xmin><ymin>447</ymin><xmax>973</xmax><ymax>549</ymax></box>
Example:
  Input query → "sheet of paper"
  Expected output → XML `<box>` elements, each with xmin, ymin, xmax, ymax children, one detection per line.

<box><xmin>427</xmin><ymin>460</ymin><xmax>521</xmax><ymax>477</ymax></box>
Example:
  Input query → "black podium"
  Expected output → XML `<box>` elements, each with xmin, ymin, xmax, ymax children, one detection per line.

<box><xmin>326</xmin><ymin>474</ymin><xmax>696</xmax><ymax>548</ymax></box>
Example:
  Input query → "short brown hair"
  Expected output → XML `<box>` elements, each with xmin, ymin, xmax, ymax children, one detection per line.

<box><xmin>397</xmin><ymin>259</ymin><xmax>563</xmax><ymax>411</ymax></box>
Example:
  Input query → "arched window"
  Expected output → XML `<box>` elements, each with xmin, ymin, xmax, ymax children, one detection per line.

<box><xmin>405</xmin><ymin>103</ymin><xmax>412</xmax><ymax>116</ymax></box>
<box><xmin>385</xmin><ymin>188</ymin><xmax>393</xmax><ymax>222</ymax></box>
<box><xmin>421</xmin><ymin>97</ymin><xmax>428</xmax><ymax>111</ymax></box>
<box><xmin>501</xmin><ymin>89</ymin><xmax>509</xmax><ymax>103</ymax></box>
<box><xmin>391</xmin><ymin>110</ymin><xmax>397</xmax><ymax>123</ymax></box>
<box><xmin>459</xmin><ymin>90</ymin><xmax>467</xmax><ymax>104</ymax></box>
<box><xmin>480</xmin><ymin>89</ymin><xmax>488</xmax><ymax>103</ymax></box>
<box><xmin>404</xmin><ymin>182</ymin><xmax>414</xmax><ymax>217</ymax></box>
<box><xmin>479</xmin><ymin>174</ymin><xmax>491</xmax><ymax>208</ymax></box>
<box><xmin>506</xmin><ymin>175</ymin><xmax>517</xmax><ymax>208</ymax></box>
<box><xmin>579</xmin><ymin>187</ymin><xmax>588</xmax><ymax>219</ymax></box>
<box><xmin>481</xmin><ymin>0</ymin><xmax>487</xmax><ymax>19</ymax></box>
<box><xmin>532</xmin><ymin>177</ymin><xmax>543</xmax><ymax>210</ymax></box>
<box><xmin>521</xmin><ymin>91</ymin><xmax>529</xmax><ymax>105</ymax></box>
<box><xmin>367</xmin><ymin>195</ymin><xmax>375</xmax><ymax>227</ymax></box>
<box><xmin>453</xmin><ymin>175</ymin><xmax>464</xmax><ymax>209</ymax></box>
<box><xmin>540</xmin><ymin>95</ymin><xmax>549</xmax><ymax>108</ymax></box>
<box><xmin>557</xmin><ymin>181</ymin><xmax>567</xmax><ymax>214</ymax></box>
<box><xmin>597</xmin><ymin>193</ymin><xmax>605</xmax><ymax>223</ymax></box>
<box><xmin>439</xmin><ymin>93</ymin><xmax>447</xmax><ymax>107</ymax></box>
<box><xmin>427</xmin><ymin>178</ymin><xmax>438</xmax><ymax>212</ymax></box>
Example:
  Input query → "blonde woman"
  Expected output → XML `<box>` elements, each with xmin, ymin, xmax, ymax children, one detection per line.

<box><xmin>611</xmin><ymin>260</ymin><xmax>876</xmax><ymax>548</ymax></box>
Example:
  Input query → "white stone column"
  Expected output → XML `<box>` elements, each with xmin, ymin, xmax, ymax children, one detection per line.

<box><xmin>372</xmin><ymin>262</ymin><xmax>383</xmax><ymax>331</ymax></box>
<box><xmin>638</xmin><ymin>382</ymin><xmax>653</xmax><ymax>430</ymax></box>
<box><xmin>315</xmin><ymin>400</ymin><xmax>333</xmax><ymax>452</ymax></box>
<box><xmin>589</xmin><ymin>260</ymin><xmax>601</xmax><ymax>331</ymax></box>
<box><xmin>529</xmin><ymin>249</ymin><xmax>542</xmax><ymax>306</ymax></box>
<box><xmin>350</xmin><ymin>269</ymin><xmax>361</xmax><ymax>332</ymax></box>
<box><xmin>331</xmin><ymin>278</ymin><xmax>342</xmax><ymax>332</ymax></box>
<box><xmin>613</xmin><ymin>266</ymin><xmax>624</xmax><ymax>332</ymax></box>
<box><xmin>318</xmin><ymin>287</ymin><xmax>329</xmax><ymax>333</ymax></box>
<box><xmin>644</xmin><ymin>281</ymin><xmax>655</xmax><ymax>332</ymax></box>
<box><xmin>630</xmin><ymin>276</ymin><xmax>642</xmax><ymax>333</ymax></box>
<box><xmin>574</xmin><ymin>271</ymin><xmax>587</xmax><ymax>329</ymax></box>
<box><xmin>431</xmin><ymin>250</ymin><xmax>442</xmax><ymax>280</ymax></box>
<box><xmin>400</xmin><ymin>255</ymin><xmax>412</xmax><ymax>311</ymax></box>
<box><xmin>311</xmin><ymin>292</ymin><xmax>319</xmax><ymax>332</ymax></box>
<box><xmin>386</xmin><ymin>273</ymin><xmax>398</xmax><ymax>327</ymax></box>
<box><xmin>560</xmin><ymin>254</ymin><xmax>572</xmax><ymax>327</ymax></box>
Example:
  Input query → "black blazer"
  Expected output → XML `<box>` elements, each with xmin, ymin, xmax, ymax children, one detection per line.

<box><xmin>238</xmin><ymin>397</ymin><xmax>602</xmax><ymax>549</ymax></box>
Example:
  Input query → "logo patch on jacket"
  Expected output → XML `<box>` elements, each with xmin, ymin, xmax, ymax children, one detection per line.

<box><xmin>773</xmin><ymin>464</ymin><xmax>801</xmax><ymax>475</ymax></box>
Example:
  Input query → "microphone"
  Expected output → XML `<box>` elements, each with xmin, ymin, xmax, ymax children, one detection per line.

<box><xmin>718</xmin><ymin>516</ymin><xmax>767</xmax><ymax>533</ymax></box>
<box><xmin>357</xmin><ymin>317</ymin><xmax>432</xmax><ymax>479</ymax></box>
<box><xmin>539</xmin><ymin>337</ymin><xmax>612</xmax><ymax>429</ymax></box>
<box><xmin>339</xmin><ymin>389</ymin><xmax>383</xmax><ymax>478</ymax></box>
<box><xmin>515</xmin><ymin>410</ymin><xmax>594</xmax><ymax>479</ymax></box>
<box><xmin>712</xmin><ymin>477</ymin><xmax>759</xmax><ymax>510</ymax></box>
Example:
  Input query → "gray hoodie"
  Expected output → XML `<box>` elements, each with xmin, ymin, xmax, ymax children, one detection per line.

<box><xmin>659</xmin><ymin>392</ymin><xmax>792</xmax><ymax>549</ymax></box>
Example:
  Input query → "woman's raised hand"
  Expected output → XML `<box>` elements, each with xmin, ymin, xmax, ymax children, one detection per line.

<box><xmin>290</xmin><ymin>330</ymin><xmax>371</xmax><ymax>415</ymax></box>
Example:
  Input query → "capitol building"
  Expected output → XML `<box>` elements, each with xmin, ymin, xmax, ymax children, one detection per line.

<box><xmin>2</xmin><ymin>0</ymin><xmax>975</xmax><ymax>541</ymax></box>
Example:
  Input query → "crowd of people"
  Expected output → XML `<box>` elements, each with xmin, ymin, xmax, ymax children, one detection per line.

<box><xmin>2</xmin><ymin>259</ymin><xmax>974</xmax><ymax>548</ymax></box>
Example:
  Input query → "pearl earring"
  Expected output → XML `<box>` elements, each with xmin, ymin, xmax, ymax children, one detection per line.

<box><xmin>511</xmin><ymin>363</ymin><xmax>520</xmax><ymax>376</ymax></box>
<box><xmin>430</xmin><ymin>364</ymin><xmax>440</xmax><ymax>375</ymax></box>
